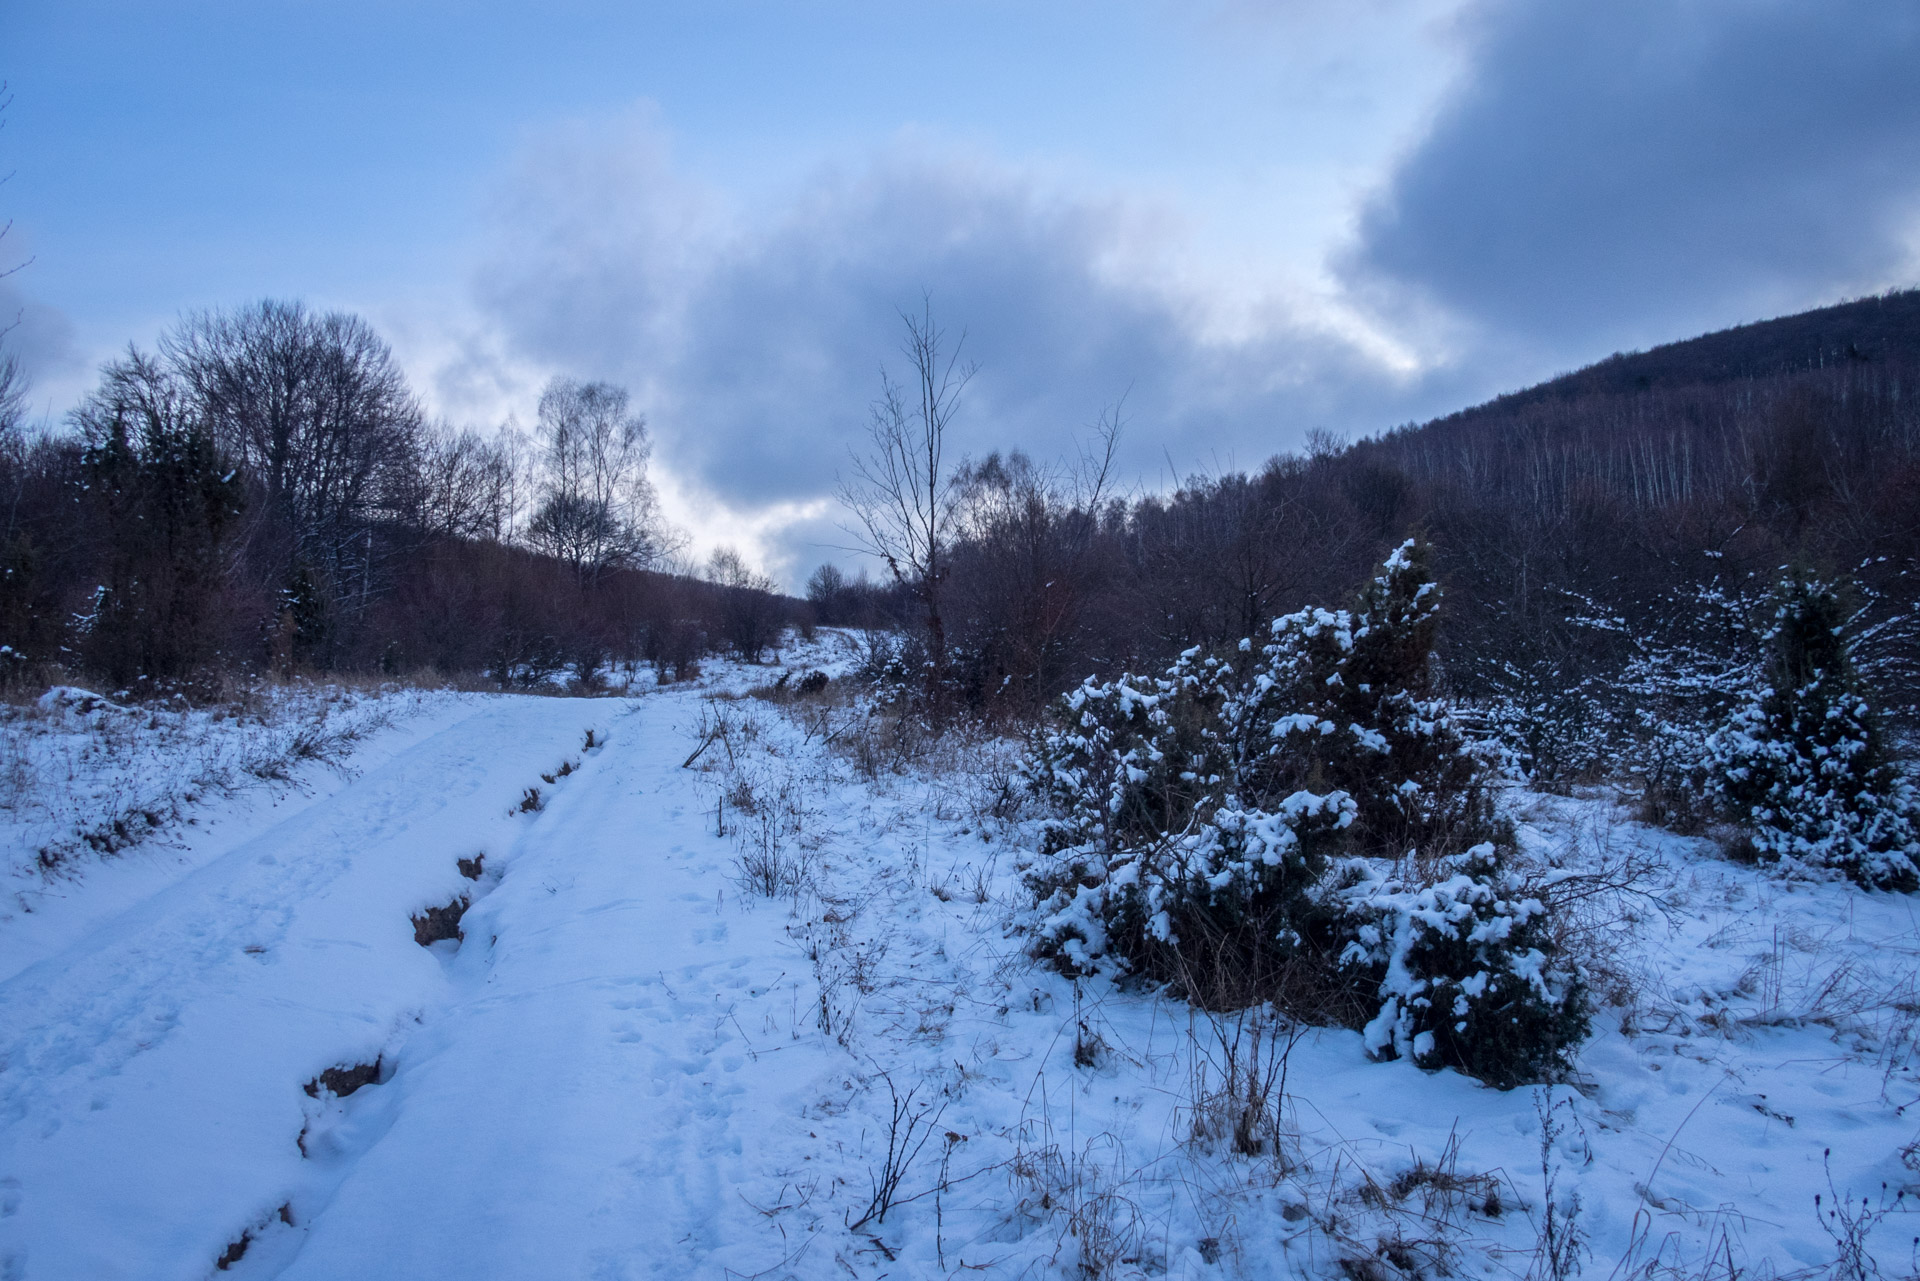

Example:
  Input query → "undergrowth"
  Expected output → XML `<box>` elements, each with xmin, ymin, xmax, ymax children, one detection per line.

<box><xmin>1</xmin><ymin>678</ymin><xmax>425</xmax><ymax>879</ymax></box>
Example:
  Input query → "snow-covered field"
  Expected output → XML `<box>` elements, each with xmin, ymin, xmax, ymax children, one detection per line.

<box><xmin>2</xmin><ymin>640</ymin><xmax>1917</xmax><ymax>1279</ymax></box>
<box><xmin>1</xmin><ymin>681</ymin><xmax>440</xmax><ymax>884</ymax></box>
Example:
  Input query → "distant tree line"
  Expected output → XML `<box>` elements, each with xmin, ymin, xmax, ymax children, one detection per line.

<box><xmin>0</xmin><ymin>300</ymin><xmax>800</xmax><ymax>693</ymax></box>
<box><xmin>7</xmin><ymin>281</ymin><xmax>1918</xmax><ymax>759</ymax></box>
<box><xmin>838</xmin><ymin>296</ymin><xmax>1920</xmax><ymax>783</ymax></box>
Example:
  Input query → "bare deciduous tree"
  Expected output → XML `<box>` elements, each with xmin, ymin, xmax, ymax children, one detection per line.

<box><xmin>416</xmin><ymin>422</ymin><xmax>520</xmax><ymax>542</ymax></box>
<box><xmin>838</xmin><ymin>301</ymin><xmax>976</xmax><ymax>685</ymax></box>
<box><xmin>0</xmin><ymin>345</ymin><xmax>22</xmax><ymax>443</ymax></box>
<box><xmin>164</xmin><ymin>300</ymin><xmax>424</xmax><ymax>609</ymax></box>
<box><xmin>946</xmin><ymin>410</ymin><xmax>1122</xmax><ymax>707</ymax></box>
<box><xmin>1</xmin><ymin>80</ymin><xmax>36</xmax><ymax>495</ymax></box>
<box><xmin>526</xmin><ymin>377</ymin><xmax>679</xmax><ymax>584</ymax></box>
<box><xmin>706</xmin><ymin>545</ymin><xmax>783</xmax><ymax>661</ymax></box>
<box><xmin>0</xmin><ymin>80</ymin><xmax>31</xmax><ymax>314</ymax></box>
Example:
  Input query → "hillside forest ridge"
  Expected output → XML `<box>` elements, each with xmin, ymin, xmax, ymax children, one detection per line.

<box><xmin>4</xmin><ymin>288</ymin><xmax>1917</xmax><ymax>751</ymax></box>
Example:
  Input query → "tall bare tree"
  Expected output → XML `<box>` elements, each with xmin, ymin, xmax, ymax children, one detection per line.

<box><xmin>838</xmin><ymin>302</ymin><xmax>976</xmax><ymax>683</ymax></box>
<box><xmin>163</xmin><ymin>299</ymin><xmax>424</xmax><ymax>635</ymax></box>
<box><xmin>416</xmin><ymin>422</ymin><xmax>520</xmax><ymax>542</ymax></box>
<box><xmin>0</xmin><ymin>80</ymin><xmax>31</xmax><ymax>334</ymax></box>
<box><xmin>946</xmin><ymin>412</ymin><xmax>1122</xmax><ymax>707</ymax></box>
<box><xmin>525</xmin><ymin>377</ymin><xmax>678</xmax><ymax>584</ymax></box>
<box><xmin>706</xmin><ymin>546</ymin><xmax>783</xmax><ymax>662</ymax></box>
<box><xmin>1</xmin><ymin>80</ymin><xmax>36</xmax><ymax>497</ymax></box>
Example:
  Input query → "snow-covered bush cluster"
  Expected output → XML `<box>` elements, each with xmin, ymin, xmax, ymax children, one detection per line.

<box><xmin>1331</xmin><ymin>845</ymin><xmax>1589</xmax><ymax>1087</ymax></box>
<box><xmin>1478</xmin><ymin>562</ymin><xmax>1920</xmax><ymax>896</ymax></box>
<box><xmin>1024</xmin><ymin>542</ymin><xmax>1589</xmax><ymax>1087</ymax></box>
<box><xmin>1705</xmin><ymin>575</ymin><xmax>1920</xmax><ymax>890</ymax></box>
<box><xmin>1478</xmin><ymin>575</ymin><xmax>1764</xmax><ymax>806</ymax></box>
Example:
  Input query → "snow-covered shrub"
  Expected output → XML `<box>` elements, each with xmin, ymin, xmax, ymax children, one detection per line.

<box><xmin>1333</xmin><ymin>846</ymin><xmax>1588</xmax><ymax>1088</ymax></box>
<box><xmin>1481</xmin><ymin>660</ymin><xmax>1622</xmax><ymax>786</ymax></box>
<box><xmin>1025</xmin><ymin>542</ymin><xmax>1589</xmax><ymax>1083</ymax></box>
<box><xmin>1614</xmin><ymin>571</ymin><xmax>1769</xmax><ymax>830</ymax></box>
<box><xmin>1022</xmin><ymin>650</ymin><xmax>1345</xmax><ymax>999</ymax></box>
<box><xmin>2</xmin><ymin>681</ymin><xmax>408</xmax><ymax>877</ymax></box>
<box><xmin>1705</xmin><ymin>575</ymin><xmax>1920</xmax><ymax>891</ymax></box>
<box><xmin>856</xmin><ymin>631</ymin><xmax>925</xmax><ymax>707</ymax></box>
<box><xmin>1477</xmin><ymin>567</ymin><xmax>1764</xmax><ymax>818</ymax></box>
<box><xmin>1242</xmin><ymin>540</ymin><xmax>1500</xmax><ymax>862</ymax></box>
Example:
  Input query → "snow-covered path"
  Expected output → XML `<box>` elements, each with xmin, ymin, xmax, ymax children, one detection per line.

<box><xmin>0</xmin><ymin>690</ymin><xmax>821</xmax><ymax>1280</ymax></box>
<box><xmin>8</xmin><ymin>676</ymin><xmax>1920</xmax><ymax>1280</ymax></box>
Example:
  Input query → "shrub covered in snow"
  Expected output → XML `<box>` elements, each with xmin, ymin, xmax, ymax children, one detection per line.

<box><xmin>1333</xmin><ymin>845</ymin><xmax>1588</xmax><ymax>1088</ymax></box>
<box><xmin>1477</xmin><ymin>572</ymin><xmax>1767</xmax><ymax>817</ymax></box>
<box><xmin>1025</xmin><ymin>541</ymin><xmax>1590</xmax><ymax>1084</ymax></box>
<box><xmin>1481</xmin><ymin>659</ymin><xmax>1623</xmax><ymax>787</ymax></box>
<box><xmin>1021</xmin><ymin>648</ymin><xmax>1350</xmax><ymax>999</ymax></box>
<box><xmin>1246</xmin><ymin>540</ymin><xmax>1500</xmax><ymax>860</ymax></box>
<box><xmin>1705</xmin><ymin>575</ymin><xmax>1920</xmax><ymax>891</ymax></box>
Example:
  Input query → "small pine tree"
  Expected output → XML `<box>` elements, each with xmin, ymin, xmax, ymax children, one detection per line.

<box><xmin>1025</xmin><ymin>541</ymin><xmax>1590</xmax><ymax>1084</ymax></box>
<box><xmin>1024</xmin><ymin>650</ymin><xmax>1335</xmax><ymax>995</ymax></box>
<box><xmin>1706</xmin><ymin>574</ymin><xmax>1920</xmax><ymax>891</ymax></box>
<box><xmin>1243</xmin><ymin>540</ymin><xmax>1499</xmax><ymax>862</ymax></box>
<box><xmin>1335</xmin><ymin>845</ymin><xmax>1588</xmax><ymax>1088</ymax></box>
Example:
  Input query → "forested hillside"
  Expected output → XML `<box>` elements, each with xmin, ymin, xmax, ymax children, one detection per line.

<box><xmin>870</xmin><ymin>290</ymin><xmax>1920</xmax><ymax>793</ymax></box>
<box><xmin>0</xmin><ymin>302</ymin><xmax>797</xmax><ymax>693</ymax></box>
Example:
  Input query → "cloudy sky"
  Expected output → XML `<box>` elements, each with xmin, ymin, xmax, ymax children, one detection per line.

<box><xmin>5</xmin><ymin>0</ymin><xmax>1919</xmax><ymax>583</ymax></box>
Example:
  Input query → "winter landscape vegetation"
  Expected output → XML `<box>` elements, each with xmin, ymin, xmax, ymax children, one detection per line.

<box><xmin>4</xmin><ymin>5</ymin><xmax>1920</xmax><ymax>1279</ymax></box>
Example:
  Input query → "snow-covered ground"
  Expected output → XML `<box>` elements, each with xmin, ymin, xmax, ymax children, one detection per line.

<box><xmin>2</xmin><ymin>640</ymin><xmax>1917</xmax><ymax>1279</ymax></box>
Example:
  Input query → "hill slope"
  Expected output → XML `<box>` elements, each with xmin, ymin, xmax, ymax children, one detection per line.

<box><xmin>1448</xmin><ymin>286</ymin><xmax>1920</xmax><ymax>417</ymax></box>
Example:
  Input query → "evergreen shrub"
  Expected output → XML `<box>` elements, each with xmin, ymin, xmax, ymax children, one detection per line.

<box><xmin>1024</xmin><ymin>541</ymin><xmax>1589</xmax><ymax>1086</ymax></box>
<box><xmin>1706</xmin><ymin>575</ymin><xmax>1920</xmax><ymax>891</ymax></box>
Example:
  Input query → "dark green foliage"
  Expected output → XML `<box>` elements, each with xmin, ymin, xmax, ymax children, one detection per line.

<box><xmin>1707</xmin><ymin>575</ymin><xmax>1920</xmax><ymax>890</ymax></box>
<box><xmin>1237</xmin><ymin>541</ymin><xmax>1501</xmax><ymax>861</ymax></box>
<box><xmin>72</xmin><ymin>349</ymin><xmax>246</xmax><ymax>685</ymax></box>
<box><xmin>280</xmin><ymin>563</ymin><xmax>334</xmax><ymax>668</ymax></box>
<box><xmin>1025</xmin><ymin>542</ymin><xmax>1588</xmax><ymax>1086</ymax></box>
<box><xmin>1337</xmin><ymin>847</ymin><xmax>1589</xmax><ymax>1088</ymax></box>
<box><xmin>0</xmin><ymin>531</ymin><xmax>44</xmax><ymax>680</ymax></box>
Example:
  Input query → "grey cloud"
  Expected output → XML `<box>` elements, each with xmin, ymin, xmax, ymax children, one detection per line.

<box><xmin>479</xmin><ymin>0</ymin><xmax>1920</xmax><ymax>584</ymax></box>
<box><xmin>1348</xmin><ymin>0</ymin><xmax>1920</xmax><ymax>361</ymax></box>
<box><xmin>0</xmin><ymin>278</ymin><xmax>85</xmax><ymax>422</ymax></box>
<box><xmin>477</xmin><ymin>133</ymin><xmax>1411</xmax><ymax>535</ymax></box>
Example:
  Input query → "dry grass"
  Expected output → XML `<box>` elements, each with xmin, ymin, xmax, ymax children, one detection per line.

<box><xmin>2</xmin><ymin>678</ymin><xmax>417</xmax><ymax>876</ymax></box>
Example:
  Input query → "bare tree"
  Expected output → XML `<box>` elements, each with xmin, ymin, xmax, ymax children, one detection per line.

<box><xmin>416</xmin><ymin>422</ymin><xmax>520</xmax><ymax>542</ymax></box>
<box><xmin>706</xmin><ymin>546</ymin><xmax>783</xmax><ymax>661</ymax></box>
<box><xmin>705</xmin><ymin>546</ymin><xmax>761</xmax><ymax>590</ymax></box>
<box><xmin>526</xmin><ymin>377</ymin><xmax>679</xmax><ymax>584</ymax></box>
<box><xmin>946</xmin><ymin>411</ymin><xmax>1123</xmax><ymax>707</ymax></box>
<box><xmin>0</xmin><ymin>81</ymin><xmax>31</xmax><ymax>315</ymax></box>
<box><xmin>837</xmin><ymin>301</ymin><xmax>976</xmax><ymax>684</ymax></box>
<box><xmin>494</xmin><ymin>418</ymin><xmax>537</xmax><ymax>543</ymax></box>
<box><xmin>163</xmin><ymin>300</ymin><xmax>424</xmax><ymax>610</ymax></box>
<box><xmin>1</xmin><ymin>82</ymin><xmax>34</xmax><ymax>447</ymax></box>
<box><xmin>0</xmin><ymin>344</ymin><xmax>22</xmax><ymax>443</ymax></box>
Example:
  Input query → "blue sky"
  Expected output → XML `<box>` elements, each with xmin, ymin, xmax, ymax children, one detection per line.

<box><xmin>5</xmin><ymin>0</ymin><xmax>1919</xmax><ymax>580</ymax></box>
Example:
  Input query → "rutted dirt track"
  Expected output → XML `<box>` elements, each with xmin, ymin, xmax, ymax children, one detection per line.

<box><xmin>0</xmin><ymin>692</ymin><xmax>819</xmax><ymax>1280</ymax></box>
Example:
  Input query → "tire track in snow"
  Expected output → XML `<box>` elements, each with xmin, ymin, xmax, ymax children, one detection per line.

<box><xmin>260</xmin><ymin>694</ymin><xmax>812</xmax><ymax>1279</ymax></box>
<box><xmin>0</xmin><ymin>697</ymin><xmax>613</xmax><ymax>1280</ymax></box>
